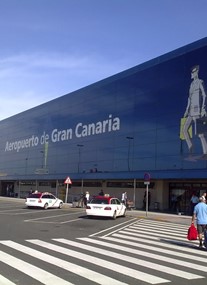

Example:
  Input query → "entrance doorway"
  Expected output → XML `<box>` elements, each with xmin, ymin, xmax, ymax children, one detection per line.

<box><xmin>169</xmin><ymin>182</ymin><xmax>207</xmax><ymax>215</ymax></box>
<box><xmin>1</xmin><ymin>182</ymin><xmax>15</xmax><ymax>197</ymax></box>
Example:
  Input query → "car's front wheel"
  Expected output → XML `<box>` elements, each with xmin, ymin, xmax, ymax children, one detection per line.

<box><xmin>58</xmin><ymin>202</ymin><xmax>63</xmax><ymax>209</ymax></box>
<box><xmin>44</xmin><ymin>203</ymin><xmax>49</xmax><ymax>210</ymax></box>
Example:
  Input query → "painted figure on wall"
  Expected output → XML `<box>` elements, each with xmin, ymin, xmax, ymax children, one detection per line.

<box><xmin>182</xmin><ymin>65</ymin><xmax>207</xmax><ymax>156</ymax></box>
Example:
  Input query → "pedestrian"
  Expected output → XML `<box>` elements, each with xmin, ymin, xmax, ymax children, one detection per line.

<box><xmin>190</xmin><ymin>192</ymin><xmax>199</xmax><ymax>215</ymax></box>
<box><xmin>121</xmin><ymin>191</ymin><xmax>127</xmax><ymax>205</ymax></box>
<box><xmin>192</xmin><ymin>196</ymin><xmax>207</xmax><ymax>248</ymax></box>
<box><xmin>143</xmin><ymin>191</ymin><xmax>151</xmax><ymax>210</ymax></box>
<box><xmin>201</xmin><ymin>192</ymin><xmax>206</xmax><ymax>202</ymax></box>
<box><xmin>85</xmin><ymin>191</ymin><xmax>90</xmax><ymax>205</ymax></box>
<box><xmin>99</xmin><ymin>189</ymin><xmax>104</xmax><ymax>196</ymax></box>
<box><xmin>170</xmin><ymin>194</ymin><xmax>177</xmax><ymax>212</ymax></box>
<box><xmin>82</xmin><ymin>192</ymin><xmax>87</xmax><ymax>207</ymax></box>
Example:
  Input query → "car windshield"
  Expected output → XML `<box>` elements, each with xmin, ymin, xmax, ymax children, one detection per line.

<box><xmin>90</xmin><ymin>198</ymin><xmax>109</xmax><ymax>204</ymax></box>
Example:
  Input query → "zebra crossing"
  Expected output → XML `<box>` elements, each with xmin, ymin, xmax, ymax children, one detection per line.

<box><xmin>0</xmin><ymin>219</ymin><xmax>206</xmax><ymax>285</ymax></box>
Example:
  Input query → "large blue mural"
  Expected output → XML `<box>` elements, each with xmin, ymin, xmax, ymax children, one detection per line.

<box><xmin>0</xmin><ymin>38</ymin><xmax>207</xmax><ymax>180</ymax></box>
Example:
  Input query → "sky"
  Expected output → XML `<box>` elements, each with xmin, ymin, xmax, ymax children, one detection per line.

<box><xmin>0</xmin><ymin>0</ymin><xmax>207</xmax><ymax>120</ymax></box>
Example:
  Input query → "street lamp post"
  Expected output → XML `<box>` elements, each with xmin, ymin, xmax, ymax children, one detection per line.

<box><xmin>126</xmin><ymin>136</ymin><xmax>134</xmax><ymax>171</ymax></box>
<box><xmin>77</xmin><ymin>144</ymin><xmax>84</xmax><ymax>173</ymax></box>
<box><xmin>40</xmin><ymin>150</ymin><xmax>44</xmax><ymax>168</ymax></box>
<box><xmin>25</xmin><ymin>158</ymin><xmax>28</xmax><ymax>175</ymax></box>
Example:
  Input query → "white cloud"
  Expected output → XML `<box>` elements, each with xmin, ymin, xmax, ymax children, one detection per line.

<box><xmin>0</xmin><ymin>51</ymin><xmax>139</xmax><ymax>120</ymax></box>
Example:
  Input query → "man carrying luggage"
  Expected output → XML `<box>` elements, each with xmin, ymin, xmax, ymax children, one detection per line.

<box><xmin>192</xmin><ymin>196</ymin><xmax>207</xmax><ymax>248</ymax></box>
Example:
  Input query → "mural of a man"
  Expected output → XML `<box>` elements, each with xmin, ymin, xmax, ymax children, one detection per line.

<box><xmin>183</xmin><ymin>65</ymin><xmax>207</xmax><ymax>155</ymax></box>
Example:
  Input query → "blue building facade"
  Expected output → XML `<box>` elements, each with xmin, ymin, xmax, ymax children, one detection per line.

<box><xmin>1</xmin><ymin>38</ymin><xmax>207</xmax><ymax>212</ymax></box>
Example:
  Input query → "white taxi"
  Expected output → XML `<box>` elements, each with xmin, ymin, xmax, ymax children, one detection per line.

<box><xmin>86</xmin><ymin>195</ymin><xmax>126</xmax><ymax>219</ymax></box>
<box><xmin>25</xmin><ymin>191</ymin><xmax>63</xmax><ymax>209</ymax></box>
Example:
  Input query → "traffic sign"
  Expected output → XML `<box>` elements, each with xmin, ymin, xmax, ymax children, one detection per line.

<box><xmin>144</xmin><ymin>172</ymin><xmax>150</xmax><ymax>182</ymax></box>
<box><xmin>64</xmin><ymin>176</ymin><xmax>72</xmax><ymax>184</ymax></box>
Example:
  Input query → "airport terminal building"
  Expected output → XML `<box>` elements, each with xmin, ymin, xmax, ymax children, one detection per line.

<box><xmin>1</xmin><ymin>37</ymin><xmax>207</xmax><ymax>213</ymax></box>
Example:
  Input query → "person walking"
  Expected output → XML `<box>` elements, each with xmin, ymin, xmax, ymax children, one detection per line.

<box><xmin>121</xmin><ymin>191</ymin><xmax>127</xmax><ymax>205</ymax></box>
<box><xmin>201</xmin><ymin>192</ymin><xmax>206</xmax><ymax>201</ymax></box>
<box><xmin>85</xmin><ymin>191</ymin><xmax>90</xmax><ymax>204</ymax></box>
<box><xmin>99</xmin><ymin>189</ymin><xmax>104</xmax><ymax>196</ymax></box>
<box><xmin>143</xmin><ymin>191</ymin><xmax>151</xmax><ymax>210</ymax></box>
<box><xmin>190</xmin><ymin>192</ymin><xmax>199</xmax><ymax>215</ymax></box>
<box><xmin>192</xmin><ymin>196</ymin><xmax>207</xmax><ymax>248</ymax></box>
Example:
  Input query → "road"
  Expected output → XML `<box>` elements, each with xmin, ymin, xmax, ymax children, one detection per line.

<box><xmin>0</xmin><ymin>197</ymin><xmax>207</xmax><ymax>285</ymax></box>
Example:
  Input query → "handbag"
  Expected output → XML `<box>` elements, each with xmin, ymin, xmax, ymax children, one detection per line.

<box><xmin>196</xmin><ymin>117</ymin><xmax>207</xmax><ymax>135</ymax></box>
<box><xmin>187</xmin><ymin>224</ymin><xmax>198</xmax><ymax>240</ymax></box>
<box><xmin>179</xmin><ymin>117</ymin><xmax>192</xmax><ymax>140</ymax></box>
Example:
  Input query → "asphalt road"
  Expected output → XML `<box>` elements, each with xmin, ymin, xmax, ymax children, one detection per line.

<box><xmin>0</xmin><ymin>197</ymin><xmax>135</xmax><ymax>241</ymax></box>
<box><xmin>0</xmin><ymin>197</ymin><xmax>207</xmax><ymax>285</ymax></box>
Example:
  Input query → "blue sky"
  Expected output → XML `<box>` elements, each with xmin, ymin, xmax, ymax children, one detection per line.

<box><xmin>0</xmin><ymin>0</ymin><xmax>207</xmax><ymax>120</ymax></box>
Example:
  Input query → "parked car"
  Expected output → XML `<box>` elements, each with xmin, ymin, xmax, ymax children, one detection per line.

<box><xmin>86</xmin><ymin>195</ymin><xmax>126</xmax><ymax>219</ymax></box>
<box><xmin>25</xmin><ymin>191</ymin><xmax>63</xmax><ymax>209</ymax></box>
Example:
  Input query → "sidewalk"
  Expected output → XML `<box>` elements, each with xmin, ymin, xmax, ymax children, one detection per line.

<box><xmin>127</xmin><ymin>209</ymin><xmax>192</xmax><ymax>225</ymax></box>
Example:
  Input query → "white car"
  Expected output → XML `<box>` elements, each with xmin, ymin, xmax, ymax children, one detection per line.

<box><xmin>86</xmin><ymin>195</ymin><xmax>126</xmax><ymax>219</ymax></box>
<box><xmin>25</xmin><ymin>191</ymin><xmax>63</xmax><ymax>209</ymax></box>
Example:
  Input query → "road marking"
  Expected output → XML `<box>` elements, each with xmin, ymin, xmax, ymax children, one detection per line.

<box><xmin>24</xmin><ymin>210</ymin><xmax>84</xmax><ymax>222</ymax></box>
<box><xmin>126</xmin><ymin>226</ymin><xmax>189</xmax><ymax>239</ymax></box>
<box><xmin>0</xmin><ymin>208</ymin><xmax>26</xmax><ymax>213</ymax></box>
<box><xmin>104</xmin><ymin>232</ymin><xmax>207</xmax><ymax>256</ymax></box>
<box><xmin>131</xmin><ymin>223</ymin><xmax>187</xmax><ymax>236</ymax></box>
<box><xmin>0</xmin><ymin>250</ymin><xmax>73</xmax><ymax>285</ymax></box>
<box><xmin>60</xmin><ymin>217</ymin><xmax>85</xmax><ymax>224</ymax></box>
<box><xmin>121</xmin><ymin>226</ymin><xmax>189</xmax><ymax>242</ymax></box>
<box><xmin>101</xmin><ymin>234</ymin><xmax>207</xmax><ymax>270</ymax></box>
<box><xmin>0</xmin><ymin>274</ymin><xmax>17</xmax><ymax>285</ymax></box>
<box><xmin>138</xmin><ymin>219</ymin><xmax>188</xmax><ymax>228</ymax></box>
<box><xmin>0</xmin><ymin>240</ymin><xmax>129</xmax><ymax>285</ymax></box>
<box><xmin>89</xmin><ymin>217</ymin><xmax>137</xmax><ymax>237</ymax></box>
<box><xmin>135</xmin><ymin>221</ymin><xmax>188</xmax><ymax>232</ymax></box>
<box><xmin>27</xmin><ymin>239</ymin><xmax>170</xmax><ymax>284</ymax></box>
<box><xmin>55</xmin><ymin>238</ymin><xmax>203</xmax><ymax>280</ymax></box>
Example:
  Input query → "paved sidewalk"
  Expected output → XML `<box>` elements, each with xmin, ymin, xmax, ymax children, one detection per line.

<box><xmin>127</xmin><ymin>209</ymin><xmax>192</xmax><ymax>225</ymax></box>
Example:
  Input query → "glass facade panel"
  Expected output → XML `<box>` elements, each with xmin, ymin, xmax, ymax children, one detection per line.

<box><xmin>0</xmin><ymin>38</ymin><xmax>207</xmax><ymax>182</ymax></box>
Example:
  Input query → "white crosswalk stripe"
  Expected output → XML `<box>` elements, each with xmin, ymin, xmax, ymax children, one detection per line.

<box><xmin>0</xmin><ymin>240</ymin><xmax>128</xmax><ymax>285</ymax></box>
<box><xmin>0</xmin><ymin>219</ymin><xmax>206</xmax><ymax>285</ymax></box>
<box><xmin>53</xmin><ymin>238</ymin><xmax>201</xmax><ymax>280</ymax></box>
<box><xmin>0</xmin><ymin>274</ymin><xmax>17</xmax><ymax>285</ymax></box>
<box><xmin>0</xmin><ymin>249</ymin><xmax>73</xmax><ymax>285</ymax></box>
<box><xmin>26</xmin><ymin>239</ymin><xmax>168</xmax><ymax>284</ymax></box>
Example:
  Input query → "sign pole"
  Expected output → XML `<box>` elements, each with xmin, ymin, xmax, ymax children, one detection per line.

<box><xmin>144</xmin><ymin>173</ymin><xmax>150</xmax><ymax>217</ymax></box>
<box><xmin>133</xmin><ymin>178</ymin><xmax>136</xmax><ymax>209</ymax></box>
<box><xmin>64</xmin><ymin>176</ymin><xmax>72</xmax><ymax>204</ymax></box>
<box><xmin>65</xmin><ymin>183</ymin><xmax>69</xmax><ymax>203</ymax></box>
<box><xmin>146</xmin><ymin>182</ymin><xmax>149</xmax><ymax>217</ymax></box>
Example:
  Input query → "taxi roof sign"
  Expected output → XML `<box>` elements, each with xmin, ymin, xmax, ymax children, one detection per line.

<box><xmin>64</xmin><ymin>176</ymin><xmax>72</xmax><ymax>184</ymax></box>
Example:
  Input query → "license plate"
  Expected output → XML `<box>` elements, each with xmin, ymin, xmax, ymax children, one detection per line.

<box><xmin>93</xmin><ymin>206</ymin><xmax>102</xmax><ymax>209</ymax></box>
